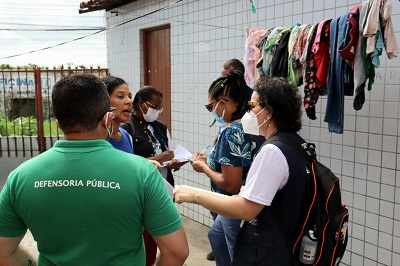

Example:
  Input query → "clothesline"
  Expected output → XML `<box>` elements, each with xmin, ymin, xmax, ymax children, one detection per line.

<box><xmin>243</xmin><ymin>0</ymin><xmax>398</xmax><ymax>134</ymax></box>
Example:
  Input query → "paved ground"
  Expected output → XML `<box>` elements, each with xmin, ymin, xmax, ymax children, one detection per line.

<box><xmin>21</xmin><ymin>215</ymin><xmax>215</xmax><ymax>266</ymax></box>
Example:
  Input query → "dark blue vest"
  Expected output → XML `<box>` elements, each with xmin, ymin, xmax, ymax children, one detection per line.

<box><xmin>233</xmin><ymin>132</ymin><xmax>312</xmax><ymax>266</ymax></box>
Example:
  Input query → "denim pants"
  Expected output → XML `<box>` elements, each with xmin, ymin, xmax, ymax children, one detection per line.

<box><xmin>208</xmin><ymin>214</ymin><xmax>242</xmax><ymax>266</ymax></box>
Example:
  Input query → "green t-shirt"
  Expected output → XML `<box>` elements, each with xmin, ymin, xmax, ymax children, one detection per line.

<box><xmin>0</xmin><ymin>140</ymin><xmax>182</xmax><ymax>265</ymax></box>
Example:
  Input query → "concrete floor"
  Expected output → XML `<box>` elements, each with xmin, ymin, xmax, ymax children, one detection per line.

<box><xmin>20</xmin><ymin>215</ymin><xmax>215</xmax><ymax>266</ymax></box>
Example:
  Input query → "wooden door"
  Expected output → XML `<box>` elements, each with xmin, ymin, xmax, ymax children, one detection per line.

<box><xmin>143</xmin><ymin>25</ymin><xmax>171</xmax><ymax>131</ymax></box>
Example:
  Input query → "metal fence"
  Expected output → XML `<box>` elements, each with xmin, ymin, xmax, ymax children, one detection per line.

<box><xmin>0</xmin><ymin>67</ymin><xmax>108</xmax><ymax>157</ymax></box>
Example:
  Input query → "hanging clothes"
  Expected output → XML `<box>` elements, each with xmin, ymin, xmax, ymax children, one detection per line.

<box><xmin>324</xmin><ymin>13</ymin><xmax>349</xmax><ymax>134</ymax></box>
<box><xmin>244</xmin><ymin>28</ymin><xmax>268</xmax><ymax>84</ymax></box>
<box><xmin>259</xmin><ymin>27</ymin><xmax>286</xmax><ymax>76</ymax></box>
<box><xmin>364</xmin><ymin>0</ymin><xmax>382</xmax><ymax>54</ymax></box>
<box><xmin>353</xmin><ymin>0</ymin><xmax>373</xmax><ymax>111</ymax></box>
<box><xmin>270</xmin><ymin>29</ymin><xmax>291</xmax><ymax>78</ymax></box>
<box><xmin>338</xmin><ymin>6</ymin><xmax>359</xmax><ymax>97</ymax></box>
<box><xmin>338</xmin><ymin>5</ymin><xmax>360</xmax><ymax>69</ymax></box>
<box><xmin>363</xmin><ymin>0</ymin><xmax>398</xmax><ymax>58</ymax></box>
<box><xmin>287</xmin><ymin>24</ymin><xmax>301</xmax><ymax>86</ymax></box>
<box><xmin>380</xmin><ymin>0</ymin><xmax>399</xmax><ymax>59</ymax></box>
<box><xmin>255</xmin><ymin>28</ymin><xmax>273</xmax><ymax>79</ymax></box>
<box><xmin>365</xmin><ymin>18</ymin><xmax>384</xmax><ymax>92</ymax></box>
<box><xmin>312</xmin><ymin>19</ymin><xmax>332</xmax><ymax>90</ymax></box>
<box><xmin>302</xmin><ymin>23</ymin><xmax>321</xmax><ymax>120</ymax></box>
<box><xmin>290</xmin><ymin>24</ymin><xmax>312</xmax><ymax>86</ymax></box>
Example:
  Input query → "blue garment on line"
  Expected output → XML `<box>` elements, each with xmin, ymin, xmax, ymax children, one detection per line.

<box><xmin>324</xmin><ymin>14</ymin><xmax>348</xmax><ymax>134</ymax></box>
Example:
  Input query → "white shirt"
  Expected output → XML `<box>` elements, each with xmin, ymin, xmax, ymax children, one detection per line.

<box><xmin>242</xmin><ymin>143</ymin><xmax>289</xmax><ymax>206</ymax></box>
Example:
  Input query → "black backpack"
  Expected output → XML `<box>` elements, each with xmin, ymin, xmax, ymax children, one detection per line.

<box><xmin>267</xmin><ymin>135</ymin><xmax>349</xmax><ymax>266</ymax></box>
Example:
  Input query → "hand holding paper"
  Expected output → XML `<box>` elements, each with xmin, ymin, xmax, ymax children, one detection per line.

<box><xmin>162</xmin><ymin>144</ymin><xmax>193</xmax><ymax>167</ymax></box>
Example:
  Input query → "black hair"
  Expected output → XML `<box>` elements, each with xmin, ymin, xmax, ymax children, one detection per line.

<box><xmin>254</xmin><ymin>76</ymin><xmax>302</xmax><ymax>132</ymax></box>
<box><xmin>223</xmin><ymin>59</ymin><xmax>245</xmax><ymax>76</ymax></box>
<box><xmin>133</xmin><ymin>85</ymin><xmax>163</xmax><ymax>111</ymax></box>
<box><xmin>208</xmin><ymin>70</ymin><xmax>248</xmax><ymax>122</ymax></box>
<box><xmin>101</xmin><ymin>75</ymin><xmax>127</xmax><ymax>95</ymax></box>
<box><xmin>52</xmin><ymin>73</ymin><xmax>109</xmax><ymax>133</ymax></box>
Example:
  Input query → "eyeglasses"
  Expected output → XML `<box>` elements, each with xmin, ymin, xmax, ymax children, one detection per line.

<box><xmin>205</xmin><ymin>101</ymin><xmax>217</xmax><ymax>112</ymax></box>
<box><xmin>247</xmin><ymin>101</ymin><xmax>259</xmax><ymax>109</ymax></box>
<box><xmin>98</xmin><ymin>107</ymin><xmax>116</xmax><ymax>122</ymax></box>
<box><xmin>205</xmin><ymin>99</ymin><xmax>229</xmax><ymax>112</ymax></box>
<box><xmin>144</xmin><ymin>101</ymin><xmax>163</xmax><ymax>113</ymax></box>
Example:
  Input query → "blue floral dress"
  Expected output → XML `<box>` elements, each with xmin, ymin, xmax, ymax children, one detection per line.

<box><xmin>207</xmin><ymin>122</ymin><xmax>265</xmax><ymax>195</ymax></box>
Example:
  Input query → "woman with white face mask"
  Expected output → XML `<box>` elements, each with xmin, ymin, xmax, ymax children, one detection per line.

<box><xmin>121</xmin><ymin>85</ymin><xmax>186</xmax><ymax>266</ymax></box>
<box><xmin>175</xmin><ymin>77</ymin><xmax>309</xmax><ymax>266</ymax></box>
<box><xmin>121</xmin><ymin>85</ymin><xmax>186</xmax><ymax>185</ymax></box>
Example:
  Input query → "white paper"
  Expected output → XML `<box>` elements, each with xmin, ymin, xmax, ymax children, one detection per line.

<box><xmin>162</xmin><ymin>144</ymin><xmax>193</xmax><ymax>167</ymax></box>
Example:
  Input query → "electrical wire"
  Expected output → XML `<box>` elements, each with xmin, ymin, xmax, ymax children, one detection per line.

<box><xmin>0</xmin><ymin>0</ymin><xmax>183</xmax><ymax>60</ymax></box>
<box><xmin>0</xmin><ymin>28</ymin><xmax>106</xmax><ymax>31</ymax></box>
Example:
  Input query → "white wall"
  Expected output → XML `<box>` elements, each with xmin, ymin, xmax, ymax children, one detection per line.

<box><xmin>105</xmin><ymin>0</ymin><xmax>400</xmax><ymax>265</ymax></box>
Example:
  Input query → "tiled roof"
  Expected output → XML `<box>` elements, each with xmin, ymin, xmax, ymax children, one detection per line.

<box><xmin>79</xmin><ymin>0</ymin><xmax>137</xmax><ymax>14</ymax></box>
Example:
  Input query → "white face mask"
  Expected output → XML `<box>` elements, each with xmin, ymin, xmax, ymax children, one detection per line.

<box><xmin>241</xmin><ymin>108</ymin><xmax>266</xmax><ymax>135</ymax></box>
<box><xmin>142</xmin><ymin>102</ymin><xmax>160</xmax><ymax>122</ymax></box>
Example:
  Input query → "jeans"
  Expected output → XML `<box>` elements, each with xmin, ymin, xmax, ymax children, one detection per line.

<box><xmin>208</xmin><ymin>214</ymin><xmax>242</xmax><ymax>266</ymax></box>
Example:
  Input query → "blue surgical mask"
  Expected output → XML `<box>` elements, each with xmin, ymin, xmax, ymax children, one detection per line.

<box><xmin>211</xmin><ymin>101</ymin><xmax>226</xmax><ymax>125</ymax></box>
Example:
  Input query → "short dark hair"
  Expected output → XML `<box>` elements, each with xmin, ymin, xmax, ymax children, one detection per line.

<box><xmin>254</xmin><ymin>77</ymin><xmax>302</xmax><ymax>132</ymax></box>
<box><xmin>133</xmin><ymin>85</ymin><xmax>163</xmax><ymax>111</ymax></box>
<box><xmin>52</xmin><ymin>73</ymin><xmax>110</xmax><ymax>133</ymax></box>
<box><xmin>101</xmin><ymin>75</ymin><xmax>127</xmax><ymax>95</ymax></box>
<box><xmin>208</xmin><ymin>70</ymin><xmax>248</xmax><ymax>122</ymax></box>
<box><xmin>223</xmin><ymin>59</ymin><xmax>245</xmax><ymax>76</ymax></box>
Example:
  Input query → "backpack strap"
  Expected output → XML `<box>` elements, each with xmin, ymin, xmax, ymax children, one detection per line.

<box><xmin>264</xmin><ymin>135</ymin><xmax>317</xmax><ymax>167</ymax></box>
<box><xmin>263</xmin><ymin>134</ymin><xmax>317</xmax><ymax>258</ymax></box>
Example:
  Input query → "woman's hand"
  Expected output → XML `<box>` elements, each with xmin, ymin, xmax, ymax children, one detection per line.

<box><xmin>173</xmin><ymin>186</ymin><xmax>197</xmax><ymax>204</ymax></box>
<box><xmin>191</xmin><ymin>160</ymin><xmax>207</xmax><ymax>173</ymax></box>
<box><xmin>152</xmin><ymin>150</ymin><xmax>174</xmax><ymax>163</ymax></box>
<box><xmin>148</xmin><ymin>159</ymin><xmax>162</xmax><ymax>172</ymax></box>
<box><xmin>192</xmin><ymin>152</ymin><xmax>207</xmax><ymax>163</ymax></box>
<box><xmin>167</xmin><ymin>159</ymin><xmax>182</xmax><ymax>170</ymax></box>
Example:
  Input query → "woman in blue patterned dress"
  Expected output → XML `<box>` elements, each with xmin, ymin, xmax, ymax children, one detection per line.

<box><xmin>191</xmin><ymin>70</ymin><xmax>264</xmax><ymax>266</ymax></box>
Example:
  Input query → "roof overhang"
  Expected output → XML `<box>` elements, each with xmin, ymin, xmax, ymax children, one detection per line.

<box><xmin>79</xmin><ymin>0</ymin><xmax>137</xmax><ymax>14</ymax></box>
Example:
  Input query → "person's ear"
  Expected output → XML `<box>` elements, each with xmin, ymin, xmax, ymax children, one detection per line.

<box><xmin>266</xmin><ymin>106</ymin><xmax>273</xmax><ymax>119</ymax></box>
<box><xmin>102</xmin><ymin>112</ymin><xmax>113</xmax><ymax>127</ymax></box>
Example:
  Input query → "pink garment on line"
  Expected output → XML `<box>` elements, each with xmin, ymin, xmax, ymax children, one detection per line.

<box><xmin>244</xmin><ymin>28</ymin><xmax>268</xmax><ymax>84</ymax></box>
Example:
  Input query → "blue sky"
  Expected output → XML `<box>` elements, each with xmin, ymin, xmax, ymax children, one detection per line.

<box><xmin>0</xmin><ymin>0</ymin><xmax>107</xmax><ymax>67</ymax></box>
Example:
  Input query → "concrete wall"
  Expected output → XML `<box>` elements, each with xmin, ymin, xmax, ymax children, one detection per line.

<box><xmin>104</xmin><ymin>0</ymin><xmax>400</xmax><ymax>265</ymax></box>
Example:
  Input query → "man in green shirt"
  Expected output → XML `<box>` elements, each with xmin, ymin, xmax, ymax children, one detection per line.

<box><xmin>0</xmin><ymin>73</ymin><xmax>189</xmax><ymax>265</ymax></box>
